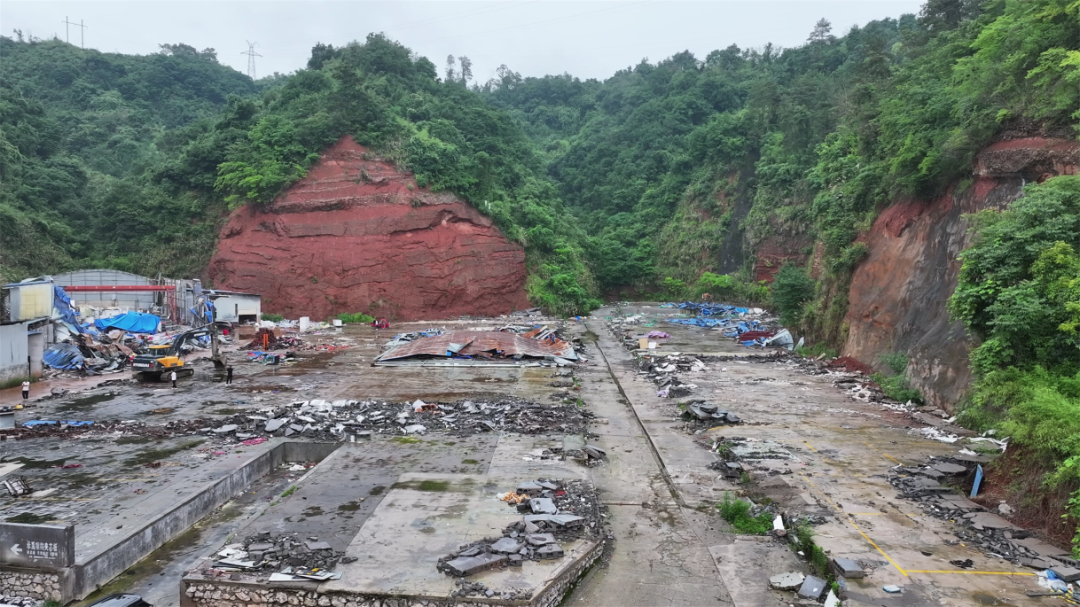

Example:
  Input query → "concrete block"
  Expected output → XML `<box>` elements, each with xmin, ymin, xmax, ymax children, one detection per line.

<box><xmin>536</xmin><ymin>544</ymin><xmax>564</xmax><ymax>559</ymax></box>
<box><xmin>1051</xmin><ymin>566</ymin><xmax>1080</xmax><ymax>583</ymax></box>
<box><xmin>304</xmin><ymin>540</ymin><xmax>332</xmax><ymax>551</ymax></box>
<box><xmin>768</xmin><ymin>572</ymin><xmax>804</xmax><ymax>590</ymax></box>
<box><xmin>797</xmin><ymin>575</ymin><xmax>826</xmax><ymax>600</ymax></box>
<box><xmin>832</xmin><ymin>557</ymin><xmax>865</xmax><ymax>579</ymax></box>
<box><xmin>490</xmin><ymin>537</ymin><xmax>524</xmax><ymax>554</ymax></box>
<box><xmin>526</xmin><ymin>533</ymin><xmax>556</xmax><ymax>546</ymax></box>
<box><xmin>443</xmin><ymin>553</ymin><xmax>507</xmax><ymax>576</ymax></box>
<box><xmin>530</xmin><ymin>498</ymin><xmax>558</xmax><ymax>514</ymax></box>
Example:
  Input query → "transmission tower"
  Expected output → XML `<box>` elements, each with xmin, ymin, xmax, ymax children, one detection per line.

<box><xmin>62</xmin><ymin>16</ymin><xmax>87</xmax><ymax>48</ymax></box>
<box><xmin>241</xmin><ymin>41</ymin><xmax>262</xmax><ymax>79</ymax></box>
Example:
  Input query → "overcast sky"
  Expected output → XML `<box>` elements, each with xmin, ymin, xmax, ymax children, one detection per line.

<box><xmin>3</xmin><ymin>1</ymin><xmax>922</xmax><ymax>82</ymax></box>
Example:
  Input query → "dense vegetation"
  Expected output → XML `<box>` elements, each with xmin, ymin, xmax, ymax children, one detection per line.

<box><xmin>0</xmin><ymin>38</ymin><xmax>258</xmax><ymax>280</ymax></box>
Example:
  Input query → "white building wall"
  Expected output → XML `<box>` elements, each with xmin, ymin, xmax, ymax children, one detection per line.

<box><xmin>0</xmin><ymin>321</ymin><xmax>30</xmax><ymax>383</ymax></box>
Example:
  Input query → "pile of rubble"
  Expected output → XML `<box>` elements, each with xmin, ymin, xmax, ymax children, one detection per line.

<box><xmin>437</xmin><ymin>479</ymin><xmax>602</xmax><ymax>590</ymax></box>
<box><xmin>889</xmin><ymin>459</ymin><xmax>1079</xmax><ymax>571</ymax></box>
<box><xmin>202</xmin><ymin>532</ymin><xmax>354</xmax><ymax>582</ymax></box>
<box><xmin>639</xmin><ymin>354</ymin><xmax>707</xmax><ymax>398</ymax></box>
<box><xmin>228</xmin><ymin>397</ymin><xmax>594</xmax><ymax>439</ymax></box>
<box><xmin>2</xmin><ymin>397</ymin><xmax>594</xmax><ymax>442</ymax></box>
<box><xmin>681</xmin><ymin>401</ymin><xmax>742</xmax><ymax>432</ymax></box>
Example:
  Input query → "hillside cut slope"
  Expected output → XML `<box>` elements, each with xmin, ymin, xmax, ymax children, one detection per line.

<box><xmin>206</xmin><ymin>137</ymin><xmax>530</xmax><ymax>320</ymax></box>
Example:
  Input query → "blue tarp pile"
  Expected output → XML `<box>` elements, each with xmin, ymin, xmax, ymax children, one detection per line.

<box><xmin>43</xmin><ymin>343</ymin><xmax>84</xmax><ymax>369</ymax></box>
<box><xmin>23</xmin><ymin>420</ymin><xmax>94</xmax><ymax>427</ymax></box>
<box><xmin>664</xmin><ymin>302</ymin><xmax>754</xmax><ymax>329</ymax></box>
<box><xmin>94</xmin><ymin>312</ymin><xmax>161</xmax><ymax>334</ymax></box>
<box><xmin>53</xmin><ymin>285</ymin><xmax>83</xmax><ymax>333</ymax></box>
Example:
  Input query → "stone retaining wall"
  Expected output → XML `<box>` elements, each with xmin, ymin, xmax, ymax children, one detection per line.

<box><xmin>0</xmin><ymin>569</ymin><xmax>62</xmax><ymax>603</ymax></box>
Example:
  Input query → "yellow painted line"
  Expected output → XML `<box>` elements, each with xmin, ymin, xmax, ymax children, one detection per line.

<box><xmin>862</xmin><ymin>441</ymin><xmax>902</xmax><ymax>464</ymax></box>
<box><xmin>803</xmin><ymin>441</ymin><xmax>818</xmax><ymax>453</ymax></box>
<box><xmin>906</xmin><ymin>570</ymin><xmax>1036</xmax><ymax>576</ymax></box>
<box><xmin>798</xmin><ymin>472</ymin><xmax>908</xmax><ymax>577</ymax></box>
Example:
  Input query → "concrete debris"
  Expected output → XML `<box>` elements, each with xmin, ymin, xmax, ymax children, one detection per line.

<box><xmin>832</xmin><ymin>557</ymin><xmax>865</xmax><ymax>578</ymax></box>
<box><xmin>769</xmin><ymin>571</ymin><xmax>804</xmax><ymax>590</ymax></box>
<box><xmin>797</xmin><ymin>575</ymin><xmax>826</xmax><ymax>599</ymax></box>
<box><xmin>883</xmin><ymin>585</ymin><xmax>902</xmax><ymax>593</ymax></box>
<box><xmin>202</xmin><ymin>532</ymin><xmax>345</xmax><ymax>577</ymax></box>
<box><xmin>681</xmin><ymin>400</ymin><xmax>743</xmax><ymax>432</ymax></box>
<box><xmin>824</xmin><ymin>589</ymin><xmax>841</xmax><ymax>607</ymax></box>
<box><xmin>437</xmin><ymin>479</ymin><xmax>601</xmax><ymax>580</ymax></box>
<box><xmin>891</xmin><ymin>458</ymin><xmax>1075</xmax><ymax>568</ymax></box>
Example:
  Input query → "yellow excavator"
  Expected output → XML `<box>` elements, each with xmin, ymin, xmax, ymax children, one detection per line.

<box><xmin>130</xmin><ymin>327</ymin><xmax>214</xmax><ymax>381</ymax></box>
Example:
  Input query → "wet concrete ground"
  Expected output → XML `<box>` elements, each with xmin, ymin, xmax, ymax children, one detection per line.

<box><xmin>0</xmin><ymin>310</ymin><xmax>1057</xmax><ymax>606</ymax></box>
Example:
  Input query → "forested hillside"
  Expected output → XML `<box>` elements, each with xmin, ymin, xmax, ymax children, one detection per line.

<box><xmin>0</xmin><ymin>38</ymin><xmax>258</xmax><ymax>279</ymax></box>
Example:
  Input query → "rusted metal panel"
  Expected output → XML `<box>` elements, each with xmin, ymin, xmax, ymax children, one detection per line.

<box><xmin>375</xmin><ymin>331</ymin><xmax>575</xmax><ymax>362</ymax></box>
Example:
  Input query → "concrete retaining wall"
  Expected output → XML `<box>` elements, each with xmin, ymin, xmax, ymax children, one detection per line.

<box><xmin>74</xmin><ymin>442</ymin><xmax>339</xmax><ymax>600</ymax></box>
<box><xmin>180</xmin><ymin>539</ymin><xmax>603</xmax><ymax>607</ymax></box>
<box><xmin>0</xmin><ymin>441</ymin><xmax>341</xmax><ymax>605</ymax></box>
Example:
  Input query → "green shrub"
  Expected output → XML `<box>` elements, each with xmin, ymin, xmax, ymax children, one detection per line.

<box><xmin>871</xmin><ymin>372</ymin><xmax>923</xmax><ymax>404</ymax></box>
<box><xmin>771</xmin><ymin>264</ymin><xmax>815</xmax><ymax>327</ymax></box>
<box><xmin>261</xmin><ymin>313</ymin><xmax>284</xmax><ymax>322</ymax></box>
<box><xmin>338</xmin><ymin>312</ymin><xmax>375</xmax><ymax>324</ymax></box>
<box><xmin>717</xmin><ymin>493</ymin><xmax>773</xmax><ymax>535</ymax></box>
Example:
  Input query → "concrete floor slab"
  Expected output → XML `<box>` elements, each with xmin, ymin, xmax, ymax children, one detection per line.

<box><xmin>322</xmin><ymin>472</ymin><xmax>599</xmax><ymax>600</ymax></box>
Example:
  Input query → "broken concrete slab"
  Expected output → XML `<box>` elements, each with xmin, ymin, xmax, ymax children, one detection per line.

<box><xmin>824</xmin><ymin>590</ymin><xmax>840</xmax><ymax>607</ymax></box>
<box><xmin>769</xmin><ymin>571</ymin><xmax>804</xmax><ymax>590</ymax></box>
<box><xmin>442</xmin><ymin>553</ymin><xmax>508</xmax><ymax>576</ymax></box>
<box><xmin>526</xmin><ymin>533</ymin><xmax>556</xmax><ymax>546</ymax></box>
<box><xmin>304</xmin><ymin>540</ymin><xmax>332</xmax><ymax>551</ymax></box>
<box><xmin>490</xmin><ymin>537</ymin><xmax>524</xmax><ymax>554</ymax></box>
<box><xmin>1051</xmin><ymin>566</ymin><xmax>1080</xmax><ymax>583</ymax></box>
<box><xmin>931</xmin><ymin>462</ymin><xmax>968</xmax><ymax>475</ymax></box>
<box><xmin>529</xmin><ymin>497</ymin><xmax>558</xmax><ymax>514</ymax></box>
<box><xmin>797</xmin><ymin>575</ymin><xmax>826</xmax><ymax>600</ymax></box>
<box><xmin>264</xmin><ymin>418</ymin><xmax>287</xmax><ymax>433</ymax></box>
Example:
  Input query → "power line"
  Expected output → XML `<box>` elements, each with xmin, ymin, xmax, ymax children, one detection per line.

<box><xmin>242</xmin><ymin>41</ymin><xmax>262</xmax><ymax>79</ymax></box>
<box><xmin>62</xmin><ymin>16</ymin><xmax>86</xmax><ymax>48</ymax></box>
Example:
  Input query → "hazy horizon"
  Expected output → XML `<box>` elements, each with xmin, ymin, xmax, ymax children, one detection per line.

<box><xmin>2</xmin><ymin>1</ymin><xmax>922</xmax><ymax>82</ymax></box>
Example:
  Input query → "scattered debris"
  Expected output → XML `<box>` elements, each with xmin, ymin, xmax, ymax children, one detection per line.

<box><xmin>437</xmin><ymin>478</ymin><xmax>602</xmax><ymax>588</ymax></box>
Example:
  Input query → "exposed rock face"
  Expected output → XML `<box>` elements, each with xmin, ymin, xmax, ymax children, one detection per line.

<box><xmin>843</xmin><ymin>137</ymin><xmax>1079</xmax><ymax>409</ymax></box>
<box><xmin>206</xmin><ymin>136</ymin><xmax>529</xmax><ymax>321</ymax></box>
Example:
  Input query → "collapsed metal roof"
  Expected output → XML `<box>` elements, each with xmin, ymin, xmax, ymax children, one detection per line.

<box><xmin>373</xmin><ymin>328</ymin><xmax>579</xmax><ymax>366</ymax></box>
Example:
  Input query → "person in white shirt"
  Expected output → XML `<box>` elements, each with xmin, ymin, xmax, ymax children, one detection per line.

<box><xmin>21</xmin><ymin>380</ymin><xmax>30</xmax><ymax>400</ymax></box>
<box><xmin>171</xmin><ymin>370</ymin><xmax>178</xmax><ymax>388</ymax></box>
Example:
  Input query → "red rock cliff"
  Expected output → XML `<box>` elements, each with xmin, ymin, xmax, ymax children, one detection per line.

<box><xmin>842</xmin><ymin>137</ymin><xmax>1079</xmax><ymax>409</ymax></box>
<box><xmin>206</xmin><ymin>136</ymin><xmax>530</xmax><ymax>321</ymax></box>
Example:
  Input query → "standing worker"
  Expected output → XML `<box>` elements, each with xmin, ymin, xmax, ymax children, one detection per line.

<box><xmin>21</xmin><ymin>380</ymin><xmax>30</xmax><ymax>401</ymax></box>
<box><xmin>226</xmin><ymin>365</ymin><xmax>234</xmax><ymax>385</ymax></box>
<box><xmin>170</xmin><ymin>370</ymin><xmax>177</xmax><ymax>388</ymax></box>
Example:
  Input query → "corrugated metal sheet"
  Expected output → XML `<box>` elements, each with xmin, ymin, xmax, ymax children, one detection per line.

<box><xmin>375</xmin><ymin>330</ymin><xmax>576</xmax><ymax>363</ymax></box>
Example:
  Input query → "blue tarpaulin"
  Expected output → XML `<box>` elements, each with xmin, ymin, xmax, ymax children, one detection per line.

<box><xmin>94</xmin><ymin>312</ymin><xmax>160</xmax><ymax>334</ymax></box>
<box><xmin>53</xmin><ymin>285</ymin><xmax>83</xmax><ymax>333</ymax></box>
<box><xmin>43</xmin><ymin>343</ymin><xmax>84</xmax><ymax>369</ymax></box>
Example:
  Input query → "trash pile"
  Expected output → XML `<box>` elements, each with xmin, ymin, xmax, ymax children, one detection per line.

<box><xmin>437</xmin><ymin>479</ymin><xmax>602</xmax><ymax>589</ymax></box>
<box><xmin>639</xmin><ymin>354</ymin><xmax>707</xmax><ymax>398</ymax></box>
<box><xmin>203</xmin><ymin>532</ymin><xmax>354</xmax><ymax>582</ymax></box>
<box><xmin>889</xmin><ymin>459</ymin><xmax>1079</xmax><ymax>571</ymax></box>
<box><xmin>240</xmin><ymin>328</ymin><xmax>303</xmax><ymax>351</ymax></box>
<box><xmin>374</xmin><ymin>326</ymin><xmax>584</xmax><ymax>366</ymax></box>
